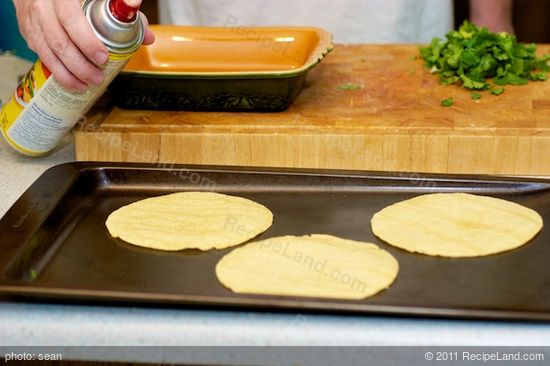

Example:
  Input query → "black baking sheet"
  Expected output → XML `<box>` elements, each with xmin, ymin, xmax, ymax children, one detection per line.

<box><xmin>0</xmin><ymin>162</ymin><xmax>549</xmax><ymax>321</ymax></box>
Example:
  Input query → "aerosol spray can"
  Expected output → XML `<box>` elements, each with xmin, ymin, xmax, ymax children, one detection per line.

<box><xmin>0</xmin><ymin>0</ymin><xmax>144</xmax><ymax>156</ymax></box>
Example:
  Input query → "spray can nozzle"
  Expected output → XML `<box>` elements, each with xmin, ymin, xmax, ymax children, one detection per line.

<box><xmin>109</xmin><ymin>0</ymin><xmax>141</xmax><ymax>22</ymax></box>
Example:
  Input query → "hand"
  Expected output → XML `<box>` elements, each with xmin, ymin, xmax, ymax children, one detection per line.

<box><xmin>470</xmin><ymin>15</ymin><xmax>515</xmax><ymax>35</ymax></box>
<box><xmin>469</xmin><ymin>0</ymin><xmax>515</xmax><ymax>34</ymax></box>
<box><xmin>13</xmin><ymin>0</ymin><xmax>155</xmax><ymax>91</ymax></box>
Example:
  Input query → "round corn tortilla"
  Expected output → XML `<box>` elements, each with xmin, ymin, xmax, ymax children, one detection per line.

<box><xmin>371</xmin><ymin>193</ymin><xmax>543</xmax><ymax>258</ymax></box>
<box><xmin>106</xmin><ymin>192</ymin><xmax>273</xmax><ymax>251</ymax></box>
<box><xmin>216</xmin><ymin>234</ymin><xmax>399</xmax><ymax>300</ymax></box>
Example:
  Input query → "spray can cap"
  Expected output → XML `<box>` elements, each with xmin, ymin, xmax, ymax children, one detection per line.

<box><xmin>109</xmin><ymin>0</ymin><xmax>141</xmax><ymax>22</ymax></box>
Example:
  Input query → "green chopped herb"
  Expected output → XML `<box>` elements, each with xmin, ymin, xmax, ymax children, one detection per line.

<box><xmin>420</xmin><ymin>21</ymin><xmax>550</xmax><ymax>93</ymax></box>
<box><xmin>441</xmin><ymin>97</ymin><xmax>454</xmax><ymax>107</ymax></box>
<box><xmin>339</xmin><ymin>82</ymin><xmax>362</xmax><ymax>91</ymax></box>
<box><xmin>471</xmin><ymin>93</ymin><xmax>482</xmax><ymax>100</ymax></box>
<box><xmin>30</xmin><ymin>269</ymin><xmax>38</xmax><ymax>279</ymax></box>
<box><xmin>490</xmin><ymin>87</ymin><xmax>505</xmax><ymax>95</ymax></box>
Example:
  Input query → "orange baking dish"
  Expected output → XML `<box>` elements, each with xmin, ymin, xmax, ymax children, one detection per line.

<box><xmin>109</xmin><ymin>25</ymin><xmax>333</xmax><ymax>111</ymax></box>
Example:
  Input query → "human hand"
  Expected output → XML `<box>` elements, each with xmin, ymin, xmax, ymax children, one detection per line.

<box><xmin>469</xmin><ymin>0</ymin><xmax>515</xmax><ymax>35</ymax></box>
<box><xmin>13</xmin><ymin>0</ymin><xmax>155</xmax><ymax>91</ymax></box>
<box><xmin>470</xmin><ymin>15</ymin><xmax>515</xmax><ymax>35</ymax></box>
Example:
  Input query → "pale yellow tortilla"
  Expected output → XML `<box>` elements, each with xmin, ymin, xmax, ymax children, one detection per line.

<box><xmin>371</xmin><ymin>193</ymin><xmax>543</xmax><ymax>258</ymax></box>
<box><xmin>106</xmin><ymin>192</ymin><xmax>273</xmax><ymax>251</ymax></box>
<box><xmin>216</xmin><ymin>234</ymin><xmax>399</xmax><ymax>300</ymax></box>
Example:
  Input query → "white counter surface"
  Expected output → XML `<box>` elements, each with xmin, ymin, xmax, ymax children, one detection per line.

<box><xmin>0</xmin><ymin>55</ymin><xmax>549</xmax><ymax>363</ymax></box>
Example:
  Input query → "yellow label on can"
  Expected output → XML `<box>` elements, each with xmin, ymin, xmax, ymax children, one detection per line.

<box><xmin>0</xmin><ymin>54</ymin><xmax>132</xmax><ymax>156</ymax></box>
<box><xmin>0</xmin><ymin>60</ymin><xmax>52</xmax><ymax>155</ymax></box>
<box><xmin>1</xmin><ymin>60</ymin><xmax>50</xmax><ymax>129</ymax></box>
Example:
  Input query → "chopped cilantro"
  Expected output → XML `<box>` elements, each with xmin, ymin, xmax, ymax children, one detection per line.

<box><xmin>490</xmin><ymin>88</ymin><xmax>505</xmax><ymax>95</ymax></box>
<box><xmin>420</xmin><ymin>21</ymin><xmax>550</xmax><ymax>94</ymax></box>
<box><xmin>441</xmin><ymin>97</ymin><xmax>454</xmax><ymax>107</ymax></box>
<box><xmin>339</xmin><ymin>82</ymin><xmax>362</xmax><ymax>91</ymax></box>
<box><xmin>471</xmin><ymin>93</ymin><xmax>482</xmax><ymax>100</ymax></box>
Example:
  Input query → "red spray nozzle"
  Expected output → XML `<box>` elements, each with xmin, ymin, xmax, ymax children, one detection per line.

<box><xmin>109</xmin><ymin>0</ymin><xmax>141</xmax><ymax>22</ymax></box>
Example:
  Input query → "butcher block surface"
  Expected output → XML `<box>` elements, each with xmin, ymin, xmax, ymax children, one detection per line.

<box><xmin>75</xmin><ymin>45</ymin><xmax>550</xmax><ymax>175</ymax></box>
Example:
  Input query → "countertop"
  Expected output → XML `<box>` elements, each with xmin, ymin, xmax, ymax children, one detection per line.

<box><xmin>1</xmin><ymin>55</ymin><xmax>549</xmax><ymax>364</ymax></box>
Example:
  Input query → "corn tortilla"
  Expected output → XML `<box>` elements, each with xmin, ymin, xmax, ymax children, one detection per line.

<box><xmin>106</xmin><ymin>192</ymin><xmax>273</xmax><ymax>251</ymax></box>
<box><xmin>216</xmin><ymin>234</ymin><xmax>399</xmax><ymax>300</ymax></box>
<box><xmin>371</xmin><ymin>193</ymin><xmax>543</xmax><ymax>258</ymax></box>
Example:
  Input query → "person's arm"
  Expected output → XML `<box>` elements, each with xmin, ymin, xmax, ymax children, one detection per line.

<box><xmin>13</xmin><ymin>0</ymin><xmax>154</xmax><ymax>91</ymax></box>
<box><xmin>469</xmin><ymin>0</ymin><xmax>514</xmax><ymax>33</ymax></box>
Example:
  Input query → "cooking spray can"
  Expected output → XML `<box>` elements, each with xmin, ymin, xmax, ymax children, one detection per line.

<box><xmin>0</xmin><ymin>0</ymin><xmax>144</xmax><ymax>156</ymax></box>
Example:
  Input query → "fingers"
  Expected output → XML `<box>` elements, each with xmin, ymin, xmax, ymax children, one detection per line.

<box><xmin>139</xmin><ymin>12</ymin><xmax>156</xmax><ymax>45</ymax></box>
<box><xmin>29</xmin><ymin>30</ymin><xmax>88</xmax><ymax>91</ymax></box>
<box><xmin>13</xmin><ymin>0</ymin><xmax>39</xmax><ymax>48</ymax></box>
<box><xmin>33</xmin><ymin>0</ymin><xmax>104</xmax><ymax>90</ymax></box>
<box><xmin>15</xmin><ymin>0</ymin><xmax>154</xmax><ymax>91</ymax></box>
<box><xmin>54</xmin><ymin>0</ymin><xmax>109</xmax><ymax>65</ymax></box>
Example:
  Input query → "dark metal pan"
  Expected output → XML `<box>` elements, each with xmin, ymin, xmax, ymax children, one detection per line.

<box><xmin>0</xmin><ymin>162</ymin><xmax>549</xmax><ymax>321</ymax></box>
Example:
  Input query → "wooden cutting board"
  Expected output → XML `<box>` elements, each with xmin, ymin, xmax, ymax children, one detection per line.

<box><xmin>74</xmin><ymin>45</ymin><xmax>550</xmax><ymax>175</ymax></box>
